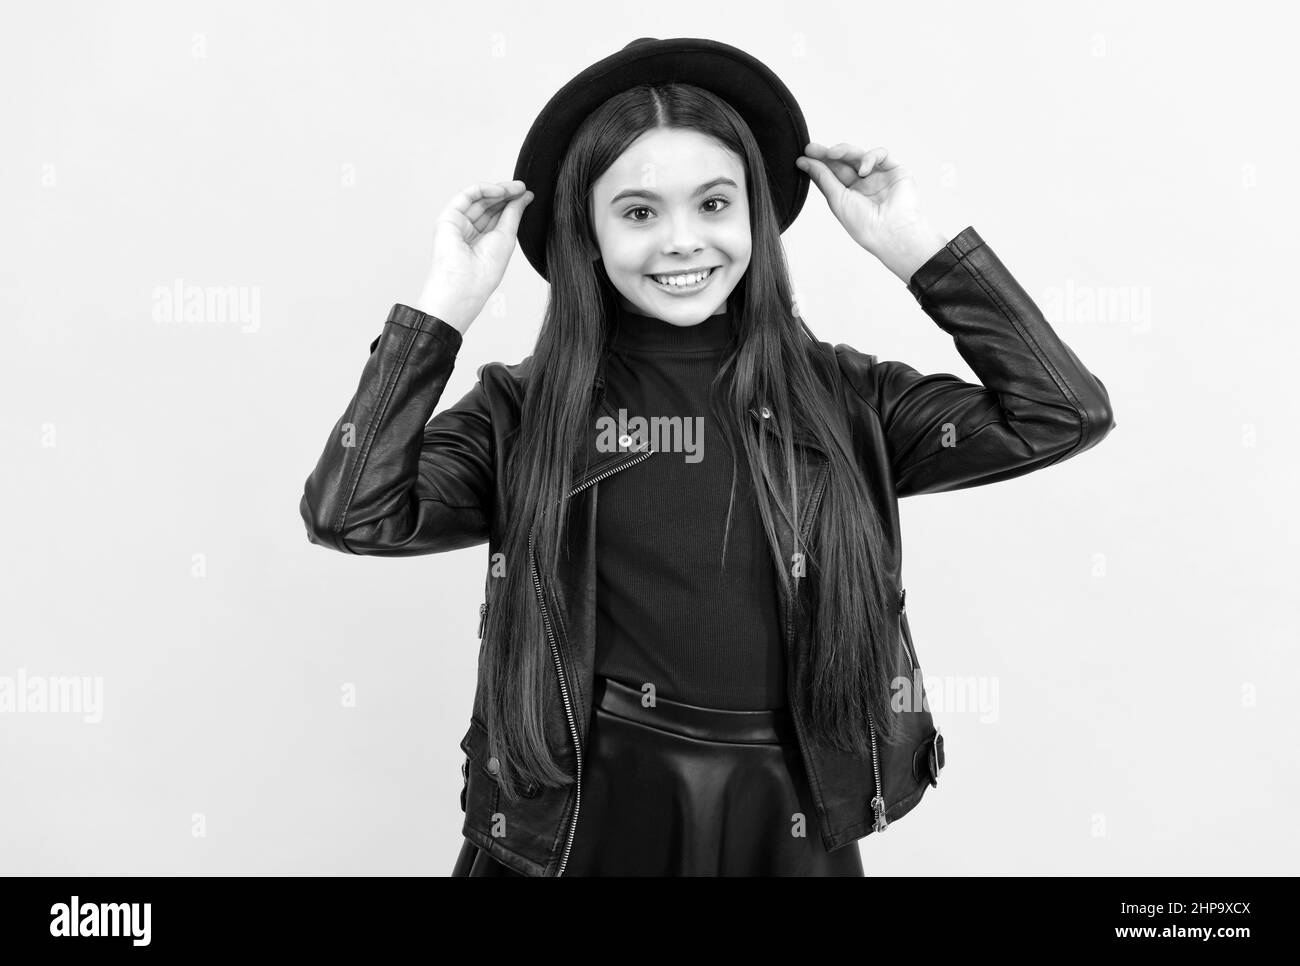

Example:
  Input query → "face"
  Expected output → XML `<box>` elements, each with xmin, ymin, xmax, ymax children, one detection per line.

<box><xmin>588</xmin><ymin>128</ymin><xmax>751</xmax><ymax>326</ymax></box>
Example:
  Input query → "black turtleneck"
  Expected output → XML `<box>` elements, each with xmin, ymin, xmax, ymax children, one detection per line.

<box><xmin>593</xmin><ymin>299</ymin><xmax>787</xmax><ymax>710</ymax></box>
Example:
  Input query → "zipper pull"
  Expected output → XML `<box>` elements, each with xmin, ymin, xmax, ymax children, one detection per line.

<box><xmin>478</xmin><ymin>601</ymin><xmax>488</xmax><ymax>639</ymax></box>
<box><xmin>899</xmin><ymin>587</ymin><xmax>907</xmax><ymax>614</ymax></box>
<box><xmin>871</xmin><ymin>794</ymin><xmax>890</xmax><ymax>832</ymax></box>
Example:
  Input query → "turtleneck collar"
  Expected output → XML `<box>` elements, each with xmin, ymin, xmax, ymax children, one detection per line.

<box><xmin>610</xmin><ymin>300</ymin><xmax>734</xmax><ymax>353</ymax></box>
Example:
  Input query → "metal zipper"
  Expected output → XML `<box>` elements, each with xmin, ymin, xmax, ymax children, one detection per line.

<box><xmin>898</xmin><ymin>587</ymin><xmax>915</xmax><ymax>674</ymax></box>
<box><xmin>867</xmin><ymin>706</ymin><xmax>888</xmax><ymax>832</ymax></box>
<box><xmin>865</xmin><ymin>590</ymin><xmax>910</xmax><ymax>832</ymax></box>
<box><xmin>871</xmin><ymin>588</ymin><xmax>913</xmax><ymax>831</ymax></box>
<box><xmin>528</xmin><ymin>444</ymin><xmax>657</xmax><ymax>877</ymax></box>
<box><xmin>478</xmin><ymin>601</ymin><xmax>488</xmax><ymax>639</ymax></box>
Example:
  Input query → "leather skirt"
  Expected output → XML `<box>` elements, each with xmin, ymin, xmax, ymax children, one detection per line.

<box><xmin>452</xmin><ymin>675</ymin><xmax>864</xmax><ymax>876</ymax></box>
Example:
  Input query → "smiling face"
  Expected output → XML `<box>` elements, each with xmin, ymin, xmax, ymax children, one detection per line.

<box><xmin>588</xmin><ymin>128</ymin><xmax>751</xmax><ymax>325</ymax></box>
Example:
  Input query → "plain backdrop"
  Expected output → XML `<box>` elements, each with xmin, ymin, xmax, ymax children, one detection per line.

<box><xmin>3</xmin><ymin>0</ymin><xmax>1296</xmax><ymax>876</ymax></box>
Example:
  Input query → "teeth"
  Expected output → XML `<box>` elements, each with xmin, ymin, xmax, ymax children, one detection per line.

<box><xmin>652</xmin><ymin>268</ymin><xmax>712</xmax><ymax>286</ymax></box>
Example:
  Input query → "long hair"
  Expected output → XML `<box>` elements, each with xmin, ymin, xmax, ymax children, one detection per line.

<box><xmin>480</xmin><ymin>82</ymin><xmax>900</xmax><ymax>802</ymax></box>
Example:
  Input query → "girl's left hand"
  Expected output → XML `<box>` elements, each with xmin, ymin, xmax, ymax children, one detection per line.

<box><xmin>796</xmin><ymin>142</ymin><xmax>935</xmax><ymax>262</ymax></box>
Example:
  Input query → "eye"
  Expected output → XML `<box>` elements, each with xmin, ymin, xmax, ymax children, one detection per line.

<box><xmin>622</xmin><ymin>195</ymin><xmax>733</xmax><ymax>222</ymax></box>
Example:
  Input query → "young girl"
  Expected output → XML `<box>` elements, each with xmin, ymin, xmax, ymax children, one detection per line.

<box><xmin>300</xmin><ymin>38</ymin><xmax>1115</xmax><ymax>877</ymax></box>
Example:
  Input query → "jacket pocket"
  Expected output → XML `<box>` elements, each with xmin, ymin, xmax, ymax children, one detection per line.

<box><xmin>458</xmin><ymin>716</ymin><xmax>542</xmax><ymax>826</ymax></box>
<box><xmin>459</xmin><ymin>717</ymin><xmax>500</xmax><ymax>830</ymax></box>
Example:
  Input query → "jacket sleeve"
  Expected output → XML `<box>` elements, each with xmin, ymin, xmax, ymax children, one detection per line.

<box><xmin>835</xmin><ymin>226</ymin><xmax>1116</xmax><ymax>498</ymax></box>
<box><xmin>299</xmin><ymin>303</ymin><xmax>493</xmax><ymax>555</ymax></box>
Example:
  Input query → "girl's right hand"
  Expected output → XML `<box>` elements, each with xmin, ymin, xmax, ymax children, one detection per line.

<box><xmin>416</xmin><ymin>180</ymin><xmax>534</xmax><ymax>333</ymax></box>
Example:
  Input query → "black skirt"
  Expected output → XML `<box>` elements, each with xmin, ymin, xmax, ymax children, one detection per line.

<box><xmin>452</xmin><ymin>675</ymin><xmax>864</xmax><ymax>877</ymax></box>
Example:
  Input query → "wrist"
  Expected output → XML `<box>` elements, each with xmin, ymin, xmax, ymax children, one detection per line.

<box><xmin>873</xmin><ymin>222</ymin><xmax>952</xmax><ymax>284</ymax></box>
<box><xmin>414</xmin><ymin>282</ymin><xmax>481</xmax><ymax>335</ymax></box>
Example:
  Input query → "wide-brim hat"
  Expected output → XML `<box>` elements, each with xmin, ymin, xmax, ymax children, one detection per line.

<box><xmin>512</xmin><ymin>36</ymin><xmax>811</xmax><ymax>282</ymax></box>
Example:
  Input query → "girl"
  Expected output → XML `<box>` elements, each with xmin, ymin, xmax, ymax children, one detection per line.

<box><xmin>300</xmin><ymin>38</ymin><xmax>1115</xmax><ymax>877</ymax></box>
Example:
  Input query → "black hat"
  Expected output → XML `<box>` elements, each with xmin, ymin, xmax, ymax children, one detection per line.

<box><xmin>512</xmin><ymin>36</ymin><xmax>811</xmax><ymax>282</ymax></box>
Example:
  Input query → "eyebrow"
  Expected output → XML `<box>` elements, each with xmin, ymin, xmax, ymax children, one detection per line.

<box><xmin>609</xmin><ymin>177</ymin><xmax>739</xmax><ymax>205</ymax></box>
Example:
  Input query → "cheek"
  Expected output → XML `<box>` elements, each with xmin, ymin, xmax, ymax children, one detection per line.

<box><xmin>719</xmin><ymin>222</ymin><xmax>752</xmax><ymax>262</ymax></box>
<box><xmin>604</xmin><ymin>236</ymin><xmax>651</xmax><ymax>273</ymax></box>
<box><xmin>725</xmin><ymin>243</ymin><xmax>752</xmax><ymax>272</ymax></box>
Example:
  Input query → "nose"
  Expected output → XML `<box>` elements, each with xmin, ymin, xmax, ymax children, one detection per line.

<box><xmin>663</xmin><ymin>215</ymin><xmax>705</xmax><ymax>258</ymax></box>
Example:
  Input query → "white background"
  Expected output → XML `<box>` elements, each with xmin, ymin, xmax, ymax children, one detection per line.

<box><xmin>3</xmin><ymin>0</ymin><xmax>1296</xmax><ymax>875</ymax></box>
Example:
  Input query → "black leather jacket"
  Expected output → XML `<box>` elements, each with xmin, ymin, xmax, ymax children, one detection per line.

<box><xmin>299</xmin><ymin>226</ymin><xmax>1116</xmax><ymax>876</ymax></box>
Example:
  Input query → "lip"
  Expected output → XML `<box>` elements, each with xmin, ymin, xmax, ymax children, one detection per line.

<box><xmin>645</xmin><ymin>265</ymin><xmax>720</xmax><ymax>296</ymax></box>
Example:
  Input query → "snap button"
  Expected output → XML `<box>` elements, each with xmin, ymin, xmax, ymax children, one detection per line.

<box><xmin>759</xmin><ymin>406</ymin><xmax>772</xmax><ymax>419</ymax></box>
<box><xmin>486</xmin><ymin>756</ymin><xmax>500</xmax><ymax>776</ymax></box>
<box><xmin>618</xmin><ymin>434</ymin><xmax>634</xmax><ymax>447</ymax></box>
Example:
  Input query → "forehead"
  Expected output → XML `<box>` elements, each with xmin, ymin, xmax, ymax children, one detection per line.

<box><xmin>593</xmin><ymin>128</ymin><xmax>745</xmax><ymax>198</ymax></box>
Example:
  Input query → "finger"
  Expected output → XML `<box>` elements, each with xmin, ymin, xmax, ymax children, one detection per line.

<box><xmin>440</xmin><ymin>192</ymin><xmax>513</xmax><ymax>242</ymax></box>
<box><xmin>478</xmin><ymin>189</ymin><xmax>527</xmax><ymax>236</ymax></box>
<box><xmin>826</xmin><ymin>142</ymin><xmax>869</xmax><ymax>164</ymax></box>
<box><xmin>824</xmin><ymin>156</ymin><xmax>863</xmax><ymax>188</ymax></box>
<box><xmin>871</xmin><ymin>149</ymin><xmax>900</xmax><ymax>172</ymax></box>
<box><xmin>464</xmin><ymin>180</ymin><xmax>526</xmax><ymax>226</ymax></box>
<box><xmin>451</xmin><ymin>180</ymin><xmax>522</xmax><ymax>226</ymax></box>
<box><xmin>795</xmin><ymin>156</ymin><xmax>842</xmax><ymax>202</ymax></box>
<box><xmin>449</xmin><ymin>181</ymin><xmax>509</xmax><ymax>218</ymax></box>
<box><xmin>491</xmin><ymin>190</ymin><xmax>534</xmax><ymax>239</ymax></box>
<box><xmin>808</xmin><ymin>141</ymin><xmax>872</xmax><ymax>170</ymax></box>
<box><xmin>463</xmin><ymin>184</ymin><xmax>531</xmax><ymax>239</ymax></box>
<box><xmin>468</xmin><ymin>192</ymin><xmax>520</xmax><ymax>234</ymax></box>
<box><xmin>806</xmin><ymin>143</ymin><xmax>899</xmax><ymax>179</ymax></box>
<box><xmin>857</xmin><ymin>147</ymin><xmax>897</xmax><ymax>177</ymax></box>
<box><xmin>439</xmin><ymin>198</ymin><xmax>498</xmax><ymax>241</ymax></box>
<box><xmin>805</xmin><ymin>142</ymin><xmax>871</xmax><ymax>188</ymax></box>
<box><xmin>436</xmin><ymin>206</ymin><xmax>473</xmax><ymax>237</ymax></box>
